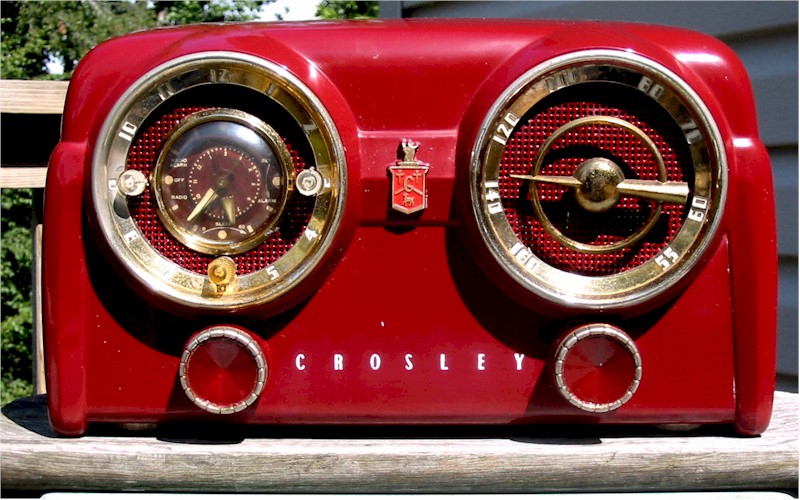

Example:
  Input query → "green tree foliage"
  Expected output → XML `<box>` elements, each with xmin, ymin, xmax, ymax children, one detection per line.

<box><xmin>1</xmin><ymin>189</ymin><xmax>34</xmax><ymax>404</ymax></box>
<box><xmin>1</xmin><ymin>1</ymin><xmax>270</xmax><ymax>81</ymax></box>
<box><xmin>315</xmin><ymin>1</ymin><xmax>378</xmax><ymax>20</ymax></box>
<box><xmin>0</xmin><ymin>0</ymin><xmax>270</xmax><ymax>405</ymax></box>
<box><xmin>154</xmin><ymin>0</ymin><xmax>268</xmax><ymax>26</ymax></box>
<box><xmin>1</xmin><ymin>1</ymin><xmax>153</xmax><ymax>79</ymax></box>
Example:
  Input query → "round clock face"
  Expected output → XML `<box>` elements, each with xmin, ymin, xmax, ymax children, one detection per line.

<box><xmin>470</xmin><ymin>50</ymin><xmax>726</xmax><ymax>309</ymax></box>
<box><xmin>91</xmin><ymin>53</ymin><xmax>346</xmax><ymax>310</ymax></box>
<box><xmin>153</xmin><ymin>109</ymin><xmax>294</xmax><ymax>255</ymax></box>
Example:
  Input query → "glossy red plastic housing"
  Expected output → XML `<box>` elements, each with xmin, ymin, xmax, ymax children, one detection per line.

<box><xmin>43</xmin><ymin>20</ymin><xmax>777</xmax><ymax>436</ymax></box>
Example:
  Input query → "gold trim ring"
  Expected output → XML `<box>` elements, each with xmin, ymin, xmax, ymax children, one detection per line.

<box><xmin>527</xmin><ymin>116</ymin><xmax>668</xmax><ymax>254</ymax></box>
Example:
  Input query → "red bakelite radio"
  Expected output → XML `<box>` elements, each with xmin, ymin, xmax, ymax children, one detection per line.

<box><xmin>44</xmin><ymin>20</ymin><xmax>777</xmax><ymax>436</ymax></box>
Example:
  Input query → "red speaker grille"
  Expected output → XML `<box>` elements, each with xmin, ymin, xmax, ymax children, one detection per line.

<box><xmin>498</xmin><ymin>89</ymin><xmax>691</xmax><ymax>276</ymax></box>
<box><xmin>125</xmin><ymin>106</ymin><xmax>314</xmax><ymax>275</ymax></box>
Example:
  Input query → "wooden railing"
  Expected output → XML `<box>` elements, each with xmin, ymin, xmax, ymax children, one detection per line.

<box><xmin>0</xmin><ymin>80</ymin><xmax>67</xmax><ymax>188</ymax></box>
<box><xmin>0</xmin><ymin>80</ymin><xmax>67</xmax><ymax>395</ymax></box>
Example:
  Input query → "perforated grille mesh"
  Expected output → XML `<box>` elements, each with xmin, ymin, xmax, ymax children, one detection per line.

<box><xmin>498</xmin><ymin>84</ymin><xmax>692</xmax><ymax>276</ymax></box>
<box><xmin>126</xmin><ymin>106</ymin><xmax>314</xmax><ymax>275</ymax></box>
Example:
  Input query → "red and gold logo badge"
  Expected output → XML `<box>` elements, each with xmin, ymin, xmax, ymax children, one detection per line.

<box><xmin>388</xmin><ymin>139</ymin><xmax>430</xmax><ymax>215</ymax></box>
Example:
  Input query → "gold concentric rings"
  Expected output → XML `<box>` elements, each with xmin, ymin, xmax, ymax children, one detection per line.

<box><xmin>469</xmin><ymin>50</ymin><xmax>726</xmax><ymax>310</ymax></box>
<box><xmin>523</xmin><ymin>116</ymin><xmax>673</xmax><ymax>254</ymax></box>
<box><xmin>91</xmin><ymin>52</ymin><xmax>347</xmax><ymax>310</ymax></box>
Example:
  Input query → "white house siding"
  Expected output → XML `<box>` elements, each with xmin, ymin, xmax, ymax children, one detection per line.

<box><xmin>380</xmin><ymin>1</ymin><xmax>798</xmax><ymax>389</ymax></box>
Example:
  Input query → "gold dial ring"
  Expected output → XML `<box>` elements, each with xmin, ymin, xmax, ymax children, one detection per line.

<box><xmin>528</xmin><ymin>116</ymin><xmax>668</xmax><ymax>254</ymax></box>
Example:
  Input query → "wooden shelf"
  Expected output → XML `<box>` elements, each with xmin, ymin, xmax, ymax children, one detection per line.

<box><xmin>1</xmin><ymin>392</ymin><xmax>797</xmax><ymax>495</ymax></box>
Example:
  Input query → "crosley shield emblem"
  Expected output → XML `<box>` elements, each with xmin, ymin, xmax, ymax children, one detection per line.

<box><xmin>388</xmin><ymin>139</ymin><xmax>430</xmax><ymax>215</ymax></box>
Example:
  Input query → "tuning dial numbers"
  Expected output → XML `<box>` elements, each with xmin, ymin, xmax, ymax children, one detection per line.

<box><xmin>153</xmin><ymin>109</ymin><xmax>294</xmax><ymax>256</ymax></box>
<box><xmin>470</xmin><ymin>51</ymin><xmax>726</xmax><ymax>310</ymax></box>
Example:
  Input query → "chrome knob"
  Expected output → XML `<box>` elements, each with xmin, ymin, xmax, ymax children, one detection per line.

<box><xmin>553</xmin><ymin>323</ymin><xmax>642</xmax><ymax>413</ymax></box>
<box><xmin>180</xmin><ymin>326</ymin><xmax>267</xmax><ymax>414</ymax></box>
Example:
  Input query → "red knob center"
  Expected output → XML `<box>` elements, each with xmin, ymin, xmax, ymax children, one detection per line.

<box><xmin>180</xmin><ymin>327</ymin><xmax>266</xmax><ymax>414</ymax></box>
<box><xmin>554</xmin><ymin>324</ymin><xmax>641</xmax><ymax>412</ymax></box>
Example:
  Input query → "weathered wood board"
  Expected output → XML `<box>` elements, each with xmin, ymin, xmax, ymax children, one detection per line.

<box><xmin>1</xmin><ymin>392</ymin><xmax>797</xmax><ymax>495</ymax></box>
<box><xmin>0</xmin><ymin>80</ymin><xmax>68</xmax><ymax>115</ymax></box>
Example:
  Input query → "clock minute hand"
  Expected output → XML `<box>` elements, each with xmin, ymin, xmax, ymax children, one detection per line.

<box><xmin>221</xmin><ymin>197</ymin><xmax>236</xmax><ymax>225</ymax></box>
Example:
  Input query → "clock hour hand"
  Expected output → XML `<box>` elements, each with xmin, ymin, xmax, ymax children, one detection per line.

<box><xmin>187</xmin><ymin>187</ymin><xmax>219</xmax><ymax>222</ymax></box>
<box><xmin>187</xmin><ymin>175</ymin><xmax>232</xmax><ymax>222</ymax></box>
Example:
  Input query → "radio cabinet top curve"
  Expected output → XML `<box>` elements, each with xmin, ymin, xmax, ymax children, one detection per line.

<box><xmin>43</xmin><ymin>20</ymin><xmax>777</xmax><ymax>436</ymax></box>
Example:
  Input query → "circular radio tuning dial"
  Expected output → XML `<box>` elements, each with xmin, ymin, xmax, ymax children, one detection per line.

<box><xmin>154</xmin><ymin>109</ymin><xmax>294</xmax><ymax>255</ymax></box>
<box><xmin>470</xmin><ymin>52</ymin><xmax>726</xmax><ymax>309</ymax></box>
<box><xmin>510</xmin><ymin>116</ymin><xmax>690</xmax><ymax>255</ymax></box>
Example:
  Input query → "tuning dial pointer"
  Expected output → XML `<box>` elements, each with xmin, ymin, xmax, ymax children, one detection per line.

<box><xmin>511</xmin><ymin>169</ymin><xmax>689</xmax><ymax>207</ymax></box>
